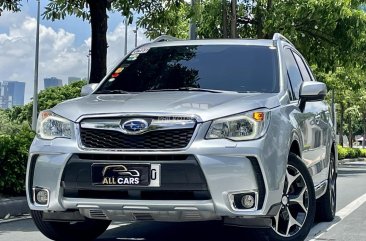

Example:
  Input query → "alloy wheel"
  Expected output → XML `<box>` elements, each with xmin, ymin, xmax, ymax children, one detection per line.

<box><xmin>329</xmin><ymin>156</ymin><xmax>337</xmax><ymax>216</ymax></box>
<box><xmin>272</xmin><ymin>164</ymin><xmax>309</xmax><ymax>237</ymax></box>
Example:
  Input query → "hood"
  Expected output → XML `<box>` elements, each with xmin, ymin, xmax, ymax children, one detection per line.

<box><xmin>52</xmin><ymin>92</ymin><xmax>281</xmax><ymax>122</ymax></box>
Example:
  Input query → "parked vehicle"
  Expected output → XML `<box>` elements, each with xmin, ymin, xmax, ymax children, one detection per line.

<box><xmin>27</xmin><ymin>33</ymin><xmax>337</xmax><ymax>241</ymax></box>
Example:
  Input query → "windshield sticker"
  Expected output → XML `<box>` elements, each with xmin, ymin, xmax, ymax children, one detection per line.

<box><xmin>132</xmin><ymin>47</ymin><xmax>150</xmax><ymax>54</ymax></box>
<box><xmin>127</xmin><ymin>53</ymin><xmax>139</xmax><ymax>61</ymax></box>
<box><xmin>111</xmin><ymin>67</ymin><xmax>124</xmax><ymax>78</ymax></box>
<box><xmin>115</xmin><ymin>67</ymin><xmax>124</xmax><ymax>74</ymax></box>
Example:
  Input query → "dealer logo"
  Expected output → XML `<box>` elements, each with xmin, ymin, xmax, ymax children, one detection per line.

<box><xmin>102</xmin><ymin>165</ymin><xmax>141</xmax><ymax>185</ymax></box>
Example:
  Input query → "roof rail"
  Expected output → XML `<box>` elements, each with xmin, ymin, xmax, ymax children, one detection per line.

<box><xmin>152</xmin><ymin>35</ymin><xmax>180</xmax><ymax>43</ymax></box>
<box><xmin>272</xmin><ymin>33</ymin><xmax>294</xmax><ymax>47</ymax></box>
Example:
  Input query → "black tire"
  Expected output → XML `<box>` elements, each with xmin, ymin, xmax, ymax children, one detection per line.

<box><xmin>31</xmin><ymin>210</ymin><xmax>111</xmax><ymax>241</ymax></box>
<box><xmin>267</xmin><ymin>153</ymin><xmax>316</xmax><ymax>241</ymax></box>
<box><xmin>316</xmin><ymin>152</ymin><xmax>337</xmax><ymax>222</ymax></box>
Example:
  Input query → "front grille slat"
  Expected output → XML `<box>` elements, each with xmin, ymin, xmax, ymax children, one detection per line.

<box><xmin>80</xmin><ymin>128</ymin><xmax>195</xmax><ymax>149</ymax></box>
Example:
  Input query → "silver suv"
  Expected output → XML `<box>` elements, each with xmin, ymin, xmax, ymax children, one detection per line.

<box><xmin>27</xmin><ymin>33</ymin><xmax>337</xmax><ymax>241</ymax></box>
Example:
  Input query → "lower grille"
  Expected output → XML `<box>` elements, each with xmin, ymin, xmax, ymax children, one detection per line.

<box><xmin>63</xmin><ymin>190</ymin><xmax>211</xmax><ymax>200</ymax></box>
<box><xmin>62</xmin><ymin>154</ymin><xmax>211</xmax><ymax>201</ymax></box>
<box><xmin>80</xmin><ymin>128</ymin><xmax>195</xmax><ymax>149</ymax></box>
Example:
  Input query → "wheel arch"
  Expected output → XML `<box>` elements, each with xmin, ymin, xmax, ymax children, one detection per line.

<box><xmin>331</xmin><ymin>141</ymin><xmax>338</xmax><ymax>173</ymax></box>
<box><xmin>289</xmin><ymin>139</ymin><xmax>301</xmax><ymax>158</ymax></box>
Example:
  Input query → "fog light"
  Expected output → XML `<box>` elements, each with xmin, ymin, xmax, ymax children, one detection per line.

<box><xmin>232</xmin><ymin>192</ymin><xmax>257</xmax><ymax>210</ymax></box>
<box><xmin>241</xmin><ymin>194</ymin><xmax>255</xmax><ymax>209</ymax></box>
<box><xmin>33</xmin><ymin>188</ymin><xmax>49</xmax><ymax>205</ymax></box>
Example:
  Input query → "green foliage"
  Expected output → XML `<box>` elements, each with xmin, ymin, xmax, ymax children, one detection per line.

<box><xmin>0</xmin><ymin>126</ymin><xmax>35</xmax><ymax>195</ymax></box>
<box><xmin>38</xmin><ymin>80</ymin><xmax>86</xmax><ymax>111</ymax></box>
<box><xmin>0</xmin><ymin>109</ymin><xmax>23</xmax><ymax>135</ymax></box>
<box><xmin>197</xmin><ymin>0</ymin><xmax>225</xmax><ymax>38</ymax></box>
<box><xmin>138</xmin><ymin>1</ymin><xmax>190</xmax><ymax>39</ymax></box>
<box><xmin>338</xmin><ymin>145</ymin><xmax>348</xmax><ymax>159</ymax></box>
<box><xmin>337</xmin><ymin>145</ymin><xmax>366</xmax><ymax>160</ymax></box>
<box><xmin>7</xmin><ymin>80</ymin><xmax>86</xmax><ymax>124</ymax></box>
<box><xmin>0</xmin><ymin>0</ymin><xmax>22</xmax><ymax>14</ymax></box>
<box><xmin>0</xmin><ymin>81</ymin><xmax>85</xmax><ymax>195</ymax></box>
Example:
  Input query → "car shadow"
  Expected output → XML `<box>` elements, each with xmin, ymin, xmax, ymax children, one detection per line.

<box><xmin>98</xmin><ymin>221</ymin><xmax>268</xmax><ymax>241</ymax></box>
<box><xmin>338</xmin><ymin>167</ymin><xmax>366</xmax><ymax>177</ymax></box>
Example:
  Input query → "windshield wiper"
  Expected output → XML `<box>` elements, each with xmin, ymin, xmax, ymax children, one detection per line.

<box><xmin>145</xmin><ymin>87</ymin><xmax>222</xmax><ymax>93</ymax></box>
<box><xmin>94</xmin><ymin>90</ymin><xmax>130</xmax><ymax>94</ymax></box>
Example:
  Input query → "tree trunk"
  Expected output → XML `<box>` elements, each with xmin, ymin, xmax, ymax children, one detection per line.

<box><xmin>263</xmin><ymin>0</ymin><xmax>273</xmax><ymax>38</ymax></box>
<box><xmin>222</xmin><ymin>0</ymin><xmax>228</xmax><ymax>38</ymax></box>
<box><xmin>255</xmin><ymin>1</ymin><xmax>264</xmax><ymax>38</ymax></box>
<box><xmin>348</xmin><ymin>113</ymin><xmax>352</xmax><ymax>148</ymax></box>
<box><xmin>230</xmin><ymin>0</ymin><xmax>236</xmax><ymax>38</ymax></box>
<box><xmin>363</xmin><ymin>111</ymin><xmax>366</xmax><ymax>148</ymax></box>
<box><xmin>339</xmin><ymin>103</ymin><xmax>344</xmax><ymax>146</ymax></box>
<box><xmin>88</xmin><ymin>0</ymin><xmax>108</xmax><ymax>84</ymax></box>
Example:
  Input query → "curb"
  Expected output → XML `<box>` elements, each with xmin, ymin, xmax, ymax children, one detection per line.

<box><xmin>0</xmin><ymin>197</ymin><xmax>29</xmax><ymax>219</ymax></box>
<box><xmin>338</xmin><ymin>157</ymin><xmax>366</xmax><ymax>165</ymax></box>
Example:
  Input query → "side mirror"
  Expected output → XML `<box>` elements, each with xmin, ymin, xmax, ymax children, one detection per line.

<box><xmin>81</xmin><ymin>83</ymin><xmax>98</xmax><ymax>96</ymax></box>
<box><xmin>299</xmin><ymin>82</ymin><xmax>327</xmax><ymax>102</ymax></box>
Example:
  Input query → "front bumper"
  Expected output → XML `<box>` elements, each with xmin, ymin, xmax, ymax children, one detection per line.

<box><xmin>26</xmin><ymin>122</ymin><xmax>287</xmax><ymax>221</ymax></box>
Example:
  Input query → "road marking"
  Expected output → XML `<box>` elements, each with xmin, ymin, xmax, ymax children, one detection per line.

<box><xmin>0</xmin><ymin>215</ymin><xmax>31</xmax><ymax>224</ymax></box>
<box><xmin>306</xmin><ymin>193</ymin><xmax>366</xmax><ymax>240</ymax></box>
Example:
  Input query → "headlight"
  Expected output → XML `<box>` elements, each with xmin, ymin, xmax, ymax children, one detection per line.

<box><xmin>206</xmin><ymin>109</ymin><xmax>270</xmax><ymax>141</ymax></box>
<box><xmin>36</xmin><ymin>110</ymin><xmax>74</xmax><ymax>140</ymax></box>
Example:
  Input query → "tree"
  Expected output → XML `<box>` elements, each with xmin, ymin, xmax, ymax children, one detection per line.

<box><xmin>44</xmin><ymin>0</ymin><xmax>117</xmax><ymax>84</ymax></box>
<box><xmin>138</xmin><ymin>0</ymin><xmax>190</xmax><ymax>39</ymax></box>
<box><xmin>319</xmin><ymin>66</ymin><xmax>366</xmax><ymax>146</ymax></box>
<box><xmin>7</xmin><ymin>80</ymin><xmax>86</xmax><ymax>124</ymax></box>
<box><xmin>0</xmin><ymin>80</ymin><xmax>86</xmax><ymax>194</ymax></box>
<box><xmin>0</xmin><ymin>0</ymin><xmax>22</xmax><ymax>15</ymax></box>
<box><xmin>44</xmin><ymin>1</ymin><xmax>184</xmax><ymax>84</ymax></box>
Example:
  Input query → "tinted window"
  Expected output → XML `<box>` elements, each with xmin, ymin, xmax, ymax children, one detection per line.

<box><xmin>97</xmin><ymin>45</ymin><xmax>279</xmax><ymax>93</ymax></box>
<box><xmin>284</xmin><ymin>48</ymin><xmax>303</xmax><ymax>99</ymax></box>
<box><xmin>293</xmin><ymin>52</ymin><xmax>312</xmax><ymax>82</ymax></box>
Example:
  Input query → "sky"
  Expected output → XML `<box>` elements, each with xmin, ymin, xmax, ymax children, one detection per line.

<box><xmin>0</xmin><ymin>0</ymin><xmax>149</xmax><ymax>103</ymax></box>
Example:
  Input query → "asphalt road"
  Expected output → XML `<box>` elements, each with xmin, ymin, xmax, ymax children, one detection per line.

<box><xmin>1</xmin><ymin>161</ymin><xmax>366</xmax><ymax>241</ymax></box>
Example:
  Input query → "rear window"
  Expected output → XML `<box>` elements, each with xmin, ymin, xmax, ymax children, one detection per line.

<box><xmin>97</xmin><ymin>45</ymin><xmax>279</xmax><ymax>93</ymax></box>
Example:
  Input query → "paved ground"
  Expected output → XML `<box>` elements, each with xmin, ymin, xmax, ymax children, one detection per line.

<box><xmin>1</xmin><ymin>161</ymin><xmax>366</xmax><ymax>241</ymax></box>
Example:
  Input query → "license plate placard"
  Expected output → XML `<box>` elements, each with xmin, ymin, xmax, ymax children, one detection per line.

<box><xmin>91</xmin><ymin>163</ymin><xmax>160</xmax><ymax>187</ymax></box>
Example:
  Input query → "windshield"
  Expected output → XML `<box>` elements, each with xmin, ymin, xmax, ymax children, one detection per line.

<box><xmin>96</xmin><ymin>45</ymin><xmax>279</xmax><ymax>93</ymax></box>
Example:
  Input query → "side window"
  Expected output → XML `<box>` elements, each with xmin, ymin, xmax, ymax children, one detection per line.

<box><xmin>283</xmin><ymin>48</ymin><xmax>303</xmax><ymax>99</ymax></box>
<box><xmin>292</xmin><ymin>52</ymin><xmax>312</xmax><ymax>82</ymax></box>
<box><xmin>285</xmin><ymin>73</ymin><xmax>295</xmax><ymax>100</ymax></box>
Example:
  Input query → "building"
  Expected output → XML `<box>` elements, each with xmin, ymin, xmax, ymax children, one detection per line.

<box><xmin>68</xmin><ymin>76</ymin><xmax>82</xmax><ymax>84</ymax></box>
<box><xmin>44</xmin><ymin>77</ymin><xmax>62</xmax><ymax>89</ymax></box>
<box><xmin>0</xmin><ymin>81</ymin><xmax>26</xmax><ymax>109</ymax></box>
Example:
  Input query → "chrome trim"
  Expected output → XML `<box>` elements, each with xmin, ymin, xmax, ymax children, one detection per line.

<box><xmin>80</xmin><ymin>118</ymin><xmax>196</xmax><ymax>135</ymax></box>
<box><xmin>272</xmin><ymin>33</ymin><xmax>295</xmax><ymax>47</ymax></box>
<box><xmin>228</xmin><ymin>190</ymin><xmax>259</xmax><ymax>212</ymax></box>
<box><xmin>75</xmin><ymin>113</ymin><xmax>203</xmax><ymax>123</ymax></box>
<box><xmin>75</xmin><ymin>122</ymin><xmax>202</xmax><ymax>152</ymax></box>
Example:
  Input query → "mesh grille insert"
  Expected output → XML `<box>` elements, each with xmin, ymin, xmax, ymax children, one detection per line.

<box><xmin>80</xmin><ymin>128</ymin><xmax>195</xmax><ymax>149</ymax></box>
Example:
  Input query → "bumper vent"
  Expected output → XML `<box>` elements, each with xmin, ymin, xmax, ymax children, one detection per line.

<box><xmin>89</xmin><ymin>209</ymin><xmax>107</xmax><ymax>219</ymax></box>
<box><xmin>133</xmin><ymin>213</ymin><xmax>153</xmax><ymax>221</ymax></box>
<box><xmin>248</xmin><ymin>157</ymin><xmax>266</xmax><ymax>210</ymax></box>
